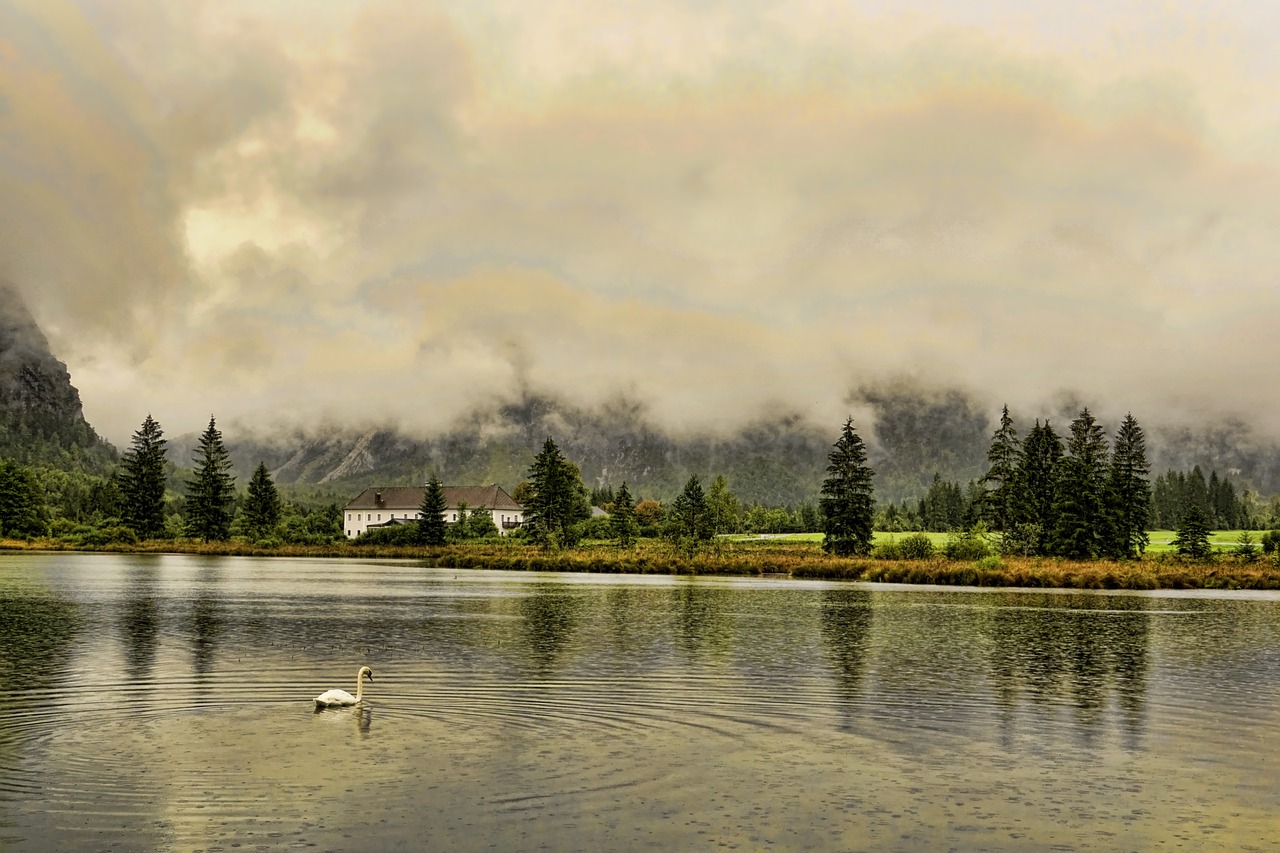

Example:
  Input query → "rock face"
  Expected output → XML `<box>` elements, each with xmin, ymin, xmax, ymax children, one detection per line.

<box><xmin>0</xmin><ymin>283</ymin><xmax>115</xmax><ymax>471</ymax></box>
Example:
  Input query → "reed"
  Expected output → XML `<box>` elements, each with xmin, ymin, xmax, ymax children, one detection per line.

<box><xmin>4</xmin><ymin>536</ymin><xmax>1278</xmax><ymax>589</ymax></box>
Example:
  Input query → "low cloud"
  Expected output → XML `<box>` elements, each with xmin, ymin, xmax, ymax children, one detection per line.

<box><xmin>1</xmin><ymin>0</ymin><xmax>1277</xmax><ymax>449</ymax></box>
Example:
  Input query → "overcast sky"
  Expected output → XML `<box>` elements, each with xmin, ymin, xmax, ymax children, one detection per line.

<box><xmin>2</xmin><ymin>0</ymin><xmax>1278</xmax><ymax>444</ymax></box>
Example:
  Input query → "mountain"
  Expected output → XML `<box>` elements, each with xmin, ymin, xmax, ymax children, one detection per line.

<box><xmin>0</xmin><ymin>284</ymin><xmax>116</xmax><ymax>472</ymax></box>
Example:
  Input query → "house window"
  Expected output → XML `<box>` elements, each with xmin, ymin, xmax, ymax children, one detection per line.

<box><xmin>377</xmin><ymin>514</ymin><xmax>382</xmax><ymax>521</ymax></box>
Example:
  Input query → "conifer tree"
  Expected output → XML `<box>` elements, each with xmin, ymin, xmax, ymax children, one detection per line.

<box><xmin>525</xmin><ymin>437</ymin><xmax>590</xmax><ymax>549</ymax></box>
<box><xmin>242</xmin><ymin>462</ymin><xmax>281</xmax><ymax>540</ymax></box>
<box><xmin>610</xmin><ymin>481</ymin><xmax>639</xmax><ymax>547</ymax></box>
<box><xmin>820</xmin><ymin>418</ymin><xmax>875</xmax><ymax>557</ymax></box>
<box><xmin>0</xmin><ymin>459</ymin><xmax>48</xmax><ymax>538</ymax></box>
<box><xmin>1015</xmin><ymin>419</ymin><xmax>1062</xmax><ymax>555</ymax></box>
<box><xmin>667</xmin><ymin>474</ymin><xmax>714</xmax><ymax>545</ymax></box>
<box><xmin>186</xmin><ymin>416</ymin><xmax>236</xmax><ymax>542</ymax></box>
<box><xmin>1050</xmin><ymin>408</ymin><xmax>1111</xmax><ymax>559</ymax></box>
<box><xmin>1106</xmin><ymin>414</ymin><xmax>1151</xmax><ymax>558</ymax></box>
<box><xmin>417</xmin><ymin>475</ymin><xmax>448</xmax><ymax>546</ymax></box>
<box><xmin>1173</xmin><ymin>505</ymin><xmax>1213</xmax><ymax>560</ymax></box>
<box><xmin>980</xmin><ymin>405</ymin><xmax>1022</xmax><ymax>533</ymax></box>
<box><xmin>119</xmin><ymin>413</ymin><xmax>168</xmax><ymax>539</ymax></box>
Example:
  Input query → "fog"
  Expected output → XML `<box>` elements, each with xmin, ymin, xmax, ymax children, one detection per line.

<box><xmin>2</xmin><ymin>0</ymin><xmax>1278</xmax><ymax>448</ymax></box>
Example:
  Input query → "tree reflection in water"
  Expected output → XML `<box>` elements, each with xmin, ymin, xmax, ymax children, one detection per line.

<box><xmin>819</xmin><ymin>589</ymin><xmax>873</xmax><ymax>733</ymax></box>
<box><xmin>121</xmin><ymin>563</ymin><xmax>161</xmax><ymax>683</ymax></box>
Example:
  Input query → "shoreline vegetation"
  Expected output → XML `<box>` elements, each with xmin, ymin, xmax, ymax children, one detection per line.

<box><xmin>6</xmin><ymin>535</ymin><xmax>1279</xmax><ymax>591</ymax></box>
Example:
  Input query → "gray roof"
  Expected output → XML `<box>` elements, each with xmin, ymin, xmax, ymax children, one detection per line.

<box><xmin>344</xmin><ymin>485</ymin><xmax>523</xmax><ymax>512</ymax></box>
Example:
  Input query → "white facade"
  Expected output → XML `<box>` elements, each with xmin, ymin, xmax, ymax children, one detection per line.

<box><xmin>342</xmin><ymin>485</ymin><xmax>525</xmax><ymax>539</ymax></box>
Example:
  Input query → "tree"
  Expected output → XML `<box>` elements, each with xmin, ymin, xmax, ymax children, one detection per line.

<box><xmin>666</xmin><ymin>474</ymin><xmax>714</xmax><ymax>547</ymax></box>
<box><xmin>1106</xmin><ymin>414</ymin><xmax>1151</xmax><ymax>559</ymax></box>
<box><xmin>241</xmin><ymin>462</ymin><xmax>281</xmax><ymax>541</ymax></box>
<box><xmin>1015</xmin><ymin>419</ymin><xmax>1062</xmax><ymax>555</ymax></box>
<box><xmin>118</xmin><ymin>414</ymin><xmax>168</xmax><ymax>539</ymax></box>
<box><xmin>186</xmin><ymin>416</ymin><xmax>236</xmax><ymax>542</ymax></box>
<box><xmin>0</xmin><ymin>459</ymin><xmax>47</xmax><ymax>538</ymax></box>
<box><xmin>1049</xmin><ymin>408</ymin><xmax>1111</xmax><ymax>559</ymax></box>
<box><xmin>980</xmin><ymin>405</ymin><xmax>1022</xmax><ymax>533</ymax></box>
<box><xmin>705</xmin><ymin>475</ymin><xmax>740</xmax><ymax>535</ymax></box>
<box><xmin>820</xmin><ymin>418</ymin><xmax>875</xmax><ymax>557</ymax></box>
<box><xmin>524</xmin><ymin>437</ymin><xmax>591</xmax><ymax>549</ymax></box>
<box><xmin>417</xmin><ymin>475</ymin><xmax>448</xmax><ymax>546</ymax></box>
<box><xmin>1173</xmin><ymin>505</ymin><xmax>1213</xmax><ymax>560</ymax></box>
<box><xmin>610</xmin><ymin>481</ymin><xmax>639</xmax><ymax>547</ymax></box>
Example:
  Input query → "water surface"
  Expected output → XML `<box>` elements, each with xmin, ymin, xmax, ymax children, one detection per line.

<box><xmin>2</xmin><ymin>553</ymin><xmax>1279</xmax><ymax>850</ymax></box>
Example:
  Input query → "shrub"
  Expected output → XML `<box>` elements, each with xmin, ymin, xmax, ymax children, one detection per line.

<box><xmin>352</xmin><ymin>524</ymin><xmax>421</xmax><ymax>547</ymax></box>
<box><xmin>943</xmin><ymin>527</ymin><xmax>993</xmax><ymax>561</ymax></box>
<box><xmin>976</xmin><ymin>555</ymin><xmax>1003</xmax><ymax>571</ymax></box>
<box><xmin>898</xmin><ymin>533</ymin><xmax>935</xmax><ymax>560</ymax></box>
<box><xmin>872</xmin><ymin>537</ymin><xmax>903</xmax><ymax>560</ymax></box>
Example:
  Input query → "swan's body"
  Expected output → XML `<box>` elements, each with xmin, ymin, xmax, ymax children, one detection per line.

<box><xmin>314</xmin><ymin>666</ymin><xmax>373</xmax><ymax>707</ymax></box>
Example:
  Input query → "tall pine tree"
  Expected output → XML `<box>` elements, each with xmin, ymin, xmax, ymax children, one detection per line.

<box><xmin>1016</xmin><ymin>419</ymin><xmax>1063</xmax><ymax>555</ymax></box>
<box><xmin>242</xmin><ymin>462</ymin><xmax>282</xmax><ymax>541</ymax></box>
<box><xmin>119</xmin><ymin>413</ymin><xmax>168</xmax><ymax>539</ymax></box>
<box><xmin>820</xmin><ymin>418</ymin><xmax>875</xmax><ymax>557</ymax></box>
<box><xmin>667</xmin><ymin>474</ymin><xmax>714</xmax><ymax>545</ymax></box>
<box><xmin>524</xmin><ymin>437</ymin><xmax>590</xmax><ymax>549</ymax></box>
<box><xmin>417</xmin><ymin>475</ymin><xmax>448</xmax><ymax>546</ymax></box>
<box><xmin>1049</xmin><ymin>408</ymin><xmax>1110</xmax><ymax>559</ymax></box>
<box><xmin>610</xmin><ymin>481</ymin><xmax>639</xmax><ymax>547</ymax></box>
<box><xmin>1106</xmin><ymin>414</ymin><xmax>1151</xmax><ymax>559</ymax></box>
<box><xmin>980</xmin><ymin>404</ymin><xmax>1022</xmax><ymax>533</ymax></box>
<box><xmin>186</xmin><ymin>416</ymin><xmax>236</xmax><ymax>542</ymax></box>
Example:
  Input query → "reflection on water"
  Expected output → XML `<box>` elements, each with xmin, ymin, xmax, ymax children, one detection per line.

<box><xmin>121</xmin><ymin>564</ymin><xmax>160</xmax><ymax>683</ymax></box>
<box><xmin>1</xmin><ymin>554</ymin><xmax>1279</xmax><ymax>851</ymax></box>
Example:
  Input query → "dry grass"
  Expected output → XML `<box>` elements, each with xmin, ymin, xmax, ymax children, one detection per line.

<box><xmin>3</xmin><ymin>536</ymin><xmax>1278</xmax><ymax>590</ymax></box>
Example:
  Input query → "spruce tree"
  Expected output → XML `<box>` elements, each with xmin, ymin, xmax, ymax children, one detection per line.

<box><xmin>667</xmin><ymin>474</ymin><xmax>713</xmax><ymax>545</ymax></box>
<box><xmin>119</xmin><ymin>413</ymin><xmax>168</xmax><ymax>539</ymax></box>
<box><xmin>980</xmin><ymin>405</ymin><xmax>1022</xmax><ymax>533</ymax></box>
<box><xmin>1049</xmin><ymin>408</ymin><xmax>1111</xmax><ymax>559</ymax></box>
<box><xmin>417</xmin><ymin>475</ymin><xmax>448</xmax><ymax>546</ymax></box>
<box><xmin>242</xmin><ymin>462</ymin><xmax>282</xmax><ymax>541</ymax></box>
<box><xmin>0</xmin><ymin>459</ymin><xmax>48</xmax><ymax>538</ymax></box>
<box><xmin>819</xmin><ymin>418</ymin><xmax>875</xmax><ymax>557</ymax></box>
<box><xmin>610</xmin><ymin>481</ymin><xmax>639</xmax><ymax>547</ymax></box>
<box><xmin>186</xmin><ymin>416</ymin><xmax>236</xmax><ymax>542</ymax></box>
<box><xmin>1016</xmin><ymin>419</ymin><xmax>1062</xmax><ymax>555</ymax></box>
<box><xmin>1173</xmin><ymin>505</ymin><xmax>1213</xmax><ymax>560</ymax></box>
<box><xmin>525</xmin><ymin>437</ymin><xmax>590</xmax><ymax>549</ymax></box>
<box><xmin>1106</xmin><ymin>414</ymin><xmax>1151</xmax><ymax>559</ymax></box>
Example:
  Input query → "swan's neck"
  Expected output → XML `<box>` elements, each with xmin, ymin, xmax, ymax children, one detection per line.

<box><xmin>354</xmin><ymin>673</ymin><xmax>364</xmax><ymax>703</ymax></box>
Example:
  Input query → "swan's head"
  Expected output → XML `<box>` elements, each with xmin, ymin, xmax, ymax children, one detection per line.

<box><xmin>359</xmin><ymin>666</ymin><xmax>373</xmax><ymax>682</ymax></box>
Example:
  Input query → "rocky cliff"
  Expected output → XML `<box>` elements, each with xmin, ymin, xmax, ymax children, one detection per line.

<box><xmin>0</xmin><ymin>284</ymin><xmax>116</xmax><ymax>471</ymax></box>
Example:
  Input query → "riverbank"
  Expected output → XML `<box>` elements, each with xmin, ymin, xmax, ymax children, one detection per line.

<box><xmin>4</xmin><ymin>536</ymin><xmax>1279</xmax><ymax>590</ymax></box>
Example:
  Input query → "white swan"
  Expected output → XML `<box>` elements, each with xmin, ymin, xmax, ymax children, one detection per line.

<box><xmin>314</xmin><ymin>666</ymin><xmax>374</xmax><ymax>707</ymax></box>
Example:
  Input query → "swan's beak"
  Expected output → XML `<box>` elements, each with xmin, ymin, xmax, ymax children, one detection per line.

<box><xmin>366</xmin><ymin>672</ymin><xmax>374</xmax><ymax>681</ymax></box>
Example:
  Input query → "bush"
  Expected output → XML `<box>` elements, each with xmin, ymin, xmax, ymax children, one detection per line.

<box><xmin>898</xmin><ymin>533</ymin><xmax>935</xmax><ymax>560</ymax></box>
<box><xmin>872</xmin><ymin>537</ymin><xmax>903</xmax><ymax>560</ymax></box>
<box><xmin>77</xmin><ymin>525</ymin><xmax>139</xmax><ymax>547</ymax></box>
<box><xmin>943</xmin><ymin>526</ymin><xmax>993</xmax><ymax>561</ymax></box>
<box><xmin>352</xmin><ymin>524</ymin><xmax>421</xmax><ymax>547</ymax></box>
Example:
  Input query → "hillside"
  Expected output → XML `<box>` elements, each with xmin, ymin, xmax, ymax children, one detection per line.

<box><xmin>0</xmin><ymin>284</ymin><xmax>117</xmax><ymax>473</ymax></box>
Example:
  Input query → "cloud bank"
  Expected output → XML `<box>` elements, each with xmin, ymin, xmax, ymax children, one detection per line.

<box><xmin>2</xmin><ymin>0</ymin><xmax>1278</xmax><ymax>444</ymax></box>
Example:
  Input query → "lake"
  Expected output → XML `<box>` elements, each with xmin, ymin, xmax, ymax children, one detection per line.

<box><xmin>2</xmin><ymin>553</ymin><xmax>1279</xmax><ymax>851</ymax></box>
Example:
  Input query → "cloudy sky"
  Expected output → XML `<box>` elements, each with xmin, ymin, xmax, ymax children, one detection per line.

<box><xmin>2</xmin><ymin>0</ymin><xmax>1278</xmax><ymax>444</ymax></box>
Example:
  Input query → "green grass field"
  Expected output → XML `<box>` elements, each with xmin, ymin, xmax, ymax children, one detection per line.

<box><xmin>732</xmin><ymin>530</ymin><xmax>1262</xmax><ymax>553</ymax></box>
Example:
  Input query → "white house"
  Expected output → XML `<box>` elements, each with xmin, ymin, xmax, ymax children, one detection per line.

<box><xmin>342</xmin><ymin>484</ymin><xmax>525</xmax><ymax>539</ymax></box>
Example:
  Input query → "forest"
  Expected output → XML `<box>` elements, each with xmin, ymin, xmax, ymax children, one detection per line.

<box><xmin>0</xmin><ymin>405</ymin><xmax>1278</xmax><ymax>564</ymax></box>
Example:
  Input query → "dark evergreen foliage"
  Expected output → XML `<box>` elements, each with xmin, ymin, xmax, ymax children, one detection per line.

<box><xmin>1016</xmin><ymin>420</ymin><xmax>1062</xmax><ymax>555</ymax></box>
<box><xmin>524</xmin><ymin>437</ymin><xmax>591</xmax><ymax>549</ymax></box>
<box><xmin>610</xmin><ymin>481</ymin><xmax>638</xmax><ymax>547</ymax></box>
<box><xmin>417</xmin><ymin>475</ymin><xmax>448</xmax><ymax>546</ymax></box>
<box><xmin>185</xmin><ymin>416</ymin><xmax>236</xmax><ymax>542</ymax></box>
<box><xmin>118</xmin><ymin>414</ymin><xmax>168</xmax><ymax>539</ymax></box>
<box><xmin>666</xmin><ymin>474</ymin><xmax>714</xmax><ymax>545</ymax></box>
<box><xmin>0</xmin><ymin>459</ymin><xmax>48</xmax><ymax>538</ymax></box>
<box><xmin>242</xmin><ymin>462</ymin><xmax>282</xmax><ymax>540</ymax></box>
<box><xmin>1106</xmin><ymin>414</ymin><xmax>1151</xmax><ymax>558</ymax></box>
<box><xmin>980</xmin><ymin>405</ymin><xmax>1022</xmax><ymax>532</ymax></box>
<box><xmin>820</xmin><ymin>418</ymin><xmax>875</xmax><ymax>557</ymax></box>
<box><xmin>1173</xmin><ymin>505</ymin><xmax>1213</xmax><ymax>560</ymax></box>
<box><xmin>1049</xmin><ymin>408</ymin><xmax>1111</xmax><ymax>560</ymax></box>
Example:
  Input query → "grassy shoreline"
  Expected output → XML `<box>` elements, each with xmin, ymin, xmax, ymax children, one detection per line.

<box><xmin>3</xmin><ymin>536</ymin><xmax>1278</xmax><ymax>591</ymax></box>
